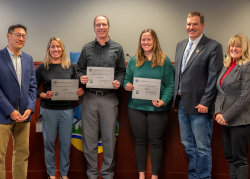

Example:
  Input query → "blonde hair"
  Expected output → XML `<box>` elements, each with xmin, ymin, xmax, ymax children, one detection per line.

<box><xmin>43</xmin><ymin>37</ymin><xmax>70</xmax><ymax>70</ymax></box>
<box><xmin>136</xmin><ymin>29</ymin><xmax>166</xmax><ymax>68</ymax></box>
<box><xmin>224</xmin><ymin>34</ymin><xmax>250</xmax><ymax>67</ymax></box>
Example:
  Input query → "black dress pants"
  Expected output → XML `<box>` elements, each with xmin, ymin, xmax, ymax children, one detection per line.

<box><xmin>222</xmin><ymin>124</ymin><xmax>250</xmax><ymax>167</ymax></box>
<box><xmin>128</xmin><ymin>107</ymin><xmax>169</xmax><ymax>175</ymax></box>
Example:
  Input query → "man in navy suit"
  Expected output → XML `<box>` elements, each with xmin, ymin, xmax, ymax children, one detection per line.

<box><xmin>173</xmin><ymin>12</ymin><xmax>223</xmax><ymax>179</ymax></box>
<box><xmin>0</xmin><ymin>24</ymin><xmax>36</xmax><ymax>179</ymax></box>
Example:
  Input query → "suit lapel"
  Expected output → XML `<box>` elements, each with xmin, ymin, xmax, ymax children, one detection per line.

<box><xmin>182</xmin><ymin>35</ymin><xmax>206</xmax><ymax>74</ymax></box>
<box><xmin>216</xmin><ymin>67</ymin><xmax>227</xmax><ymax>95</ymax></box>
<box><xmin>177</xmin><ymin>40</ymin><xmax>188</xmax><ymax>76</ymax></box>
<box><xmin>221</xmin><ymin>65</ymin><xmax>239</xmax><ymax>90</ymax></box>
<box><xmin>2</xmin><ymin>47</ymin><xmax>19</xmax><ymax>83</ymax></box>
<box><xmin>21</xmin><ymin>54</ymin><xmax>26</xmax><ymax>88</ymax></box>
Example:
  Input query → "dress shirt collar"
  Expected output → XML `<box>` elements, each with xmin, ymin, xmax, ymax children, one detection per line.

<box><xmin>94</xmin><ymin>36</ymin><xmax>111</xmax><ymax>47</ymax></box>
<box><xmin>189</xmin><ymin>33</ymin><xmax>203</xmax><ymax>46</ymax></box>
<box><xmin>7</xmin><ymin>46</ymin><xmax>22</xmax><ymax>57</ymax></box>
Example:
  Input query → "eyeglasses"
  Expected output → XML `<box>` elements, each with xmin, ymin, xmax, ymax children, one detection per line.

<box><xmin>95</xmin><ymin>23</ymin><xmax>108</xmax><ymax>28</ymax></box>
<box><xmin>10</xmin><ymin>33</ymin><xmax>28</xmax><ymax>40</ymax></box>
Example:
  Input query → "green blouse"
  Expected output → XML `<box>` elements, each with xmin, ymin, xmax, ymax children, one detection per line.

<box><xmin>123</xmin><ymin>56</ymin><xmax>175</xmax><ymax>111</ymax></box>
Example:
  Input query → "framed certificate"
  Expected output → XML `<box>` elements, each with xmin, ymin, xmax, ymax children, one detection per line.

<box><xmin>86</xmin><ymin>67</ymin><xmax>114</xmax><ymax>89</ymax></box>
<box><xmin>132</xmin><ymin>77</ymin><xmax>161</xmax><ymax>100</ymax></box>
<box><xmin>51</xmin><ymin>79</ymin><xmax>79</xmax><ymax>101</ymax></box>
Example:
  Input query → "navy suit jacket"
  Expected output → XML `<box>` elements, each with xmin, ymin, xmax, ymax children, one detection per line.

<box><xmin>173</xmin><ymin>35</ymin><xmax>223</xmax><ymax>114</ymax></box>
<box><xmin>0</xmin><ymin>47</ymin><xmax>37</xmax><ymax>124</ymax></box>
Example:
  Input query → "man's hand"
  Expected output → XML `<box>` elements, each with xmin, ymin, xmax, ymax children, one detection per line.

<box><xmin>195</xmin><ymin>104</ymin><xmax>208</xmax><ymax>113</ymax></box>
<box><xmin>9</xmin><ymin>110</ymin><xmax>22</xmax><ymax>121</ymax></box>
<box><xmin>112</xmin><ymin>80</ymin><xmax>120</xmax><ymax>90</ymax></box>
<box><xmin>152</xmin><ymin>100</ymin><xmax>165</xmax><ymax>107</ymax></box>
<box><xmin>215</xmin><ymin>113</ymin><xmax>228</xmax><ymax>125</ymax></box>
<box><xmin>21</xmin><ymin>109</ymin><xmax>32</xmax><ymax>122</ymax></box>
<box><xmin>80</xmin><ymin>75</ymin><xmax>89</xmax><ymax>84</ymax></box>
<box><xmin>77</xmin><ymin>88</ymin><xmax>84</xmax><ymax>96</ymax></box>
<box><xmin>125</xmin><ymin>83</ymin><xmax>134</xmax><ymax>91</ymax></box>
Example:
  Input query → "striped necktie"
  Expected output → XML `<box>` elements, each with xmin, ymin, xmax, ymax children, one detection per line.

<box><xmin>181</xmin><ymin>41</ymin><xmax>193</xmax><ymax>74</ymax></box>
<box><xmin>178</xmin><ymin>41</ymin><xmax>193</xmax><ymax>93</ymax></box>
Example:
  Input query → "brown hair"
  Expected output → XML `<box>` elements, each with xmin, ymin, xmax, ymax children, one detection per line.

<box><xmin>94</xmin><ymin>15</ymin><xmax>110</xmax><ymax>27</ymax></box>
<box><xmin>224</xmin><ymin>34</ymin><xmax>250</xmax><ymax>67</ymax></box>
<box><xmin>187</xmin><ymin>12</ymin><xmax>204</xmax><ymax>24</ymax></box>
<box><xmin>43</xmin><ymin>37</ymin><xmax>70</xmax><ymax>70</ymax></box>
<box><xmin>136</xmin><ymin>29</ymin><xmax>166</xmax><ymax>68</ymax></box>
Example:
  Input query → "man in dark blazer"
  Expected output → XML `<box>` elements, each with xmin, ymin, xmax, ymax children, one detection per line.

<box><xmin>0</xmin><ymin>24</ymin><xmax>36</xmax><ymax>179</ymax></box>
<box><xmin>173</xmin><ymin>12</ymin><xmax>223</xmax><ymax>179</ymax></box>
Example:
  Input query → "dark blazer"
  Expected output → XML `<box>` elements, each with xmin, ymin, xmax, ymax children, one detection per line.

<box><xmin>173</xmin><ymin>35</ymin><xmax>223</xmax><ymax>114</ymax></box>
<box><xmin>0</xmin><ymin>47</ymin><xmax>37</xmax><ymax>124</ymax></box>
<box><xmin>215</xmin><ymin>62</ymin><xmax>250</xmax><ymax>126</ymax></box>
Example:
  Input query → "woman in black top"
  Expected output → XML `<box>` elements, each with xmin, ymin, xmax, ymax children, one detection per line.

<box><xmin>36</xmin><ymin>37</ymin><xmax>83</xmax><ymax>179</ymax></box>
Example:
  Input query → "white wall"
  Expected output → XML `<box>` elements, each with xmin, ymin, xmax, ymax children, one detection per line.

<box><xmin>0</xmin><ymin>0</ymin><xmax>249</xmax><ymax>62</ymax></box>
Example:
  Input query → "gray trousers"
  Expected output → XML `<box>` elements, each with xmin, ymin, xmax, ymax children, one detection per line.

<box><xmin>40</xmin><ymin>107</ymin><xmax>74</xmax><ymax>177</ymax></box>
<box><xmin>81</xmin><ymin>91</ymin><xmax>118</xmax><ymax>179</ymax></box>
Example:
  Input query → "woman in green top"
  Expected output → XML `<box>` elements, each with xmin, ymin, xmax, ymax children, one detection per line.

<box><xmin>123</xmin><ymin>29</ymin><xmax>174</xmax><ymax>179</ymax></box>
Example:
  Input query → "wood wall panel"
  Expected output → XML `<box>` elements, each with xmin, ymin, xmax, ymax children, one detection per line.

<box><xmin>5</xmin><ymin>62</ymin><xmax>249</xmax><ymax>179</ymax></box>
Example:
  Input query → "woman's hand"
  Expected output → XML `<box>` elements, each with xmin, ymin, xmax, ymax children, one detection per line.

<box><xmin>152</xmin><ymin>100</ymin><xmax>165</xmax><ymax>107</ymax></box>
<box><xmin>125</xmin><ymin>83</ymin><xmax>134</xmax><ymax>91</ymax></box>
<box><xmin>40</xmin><ymin>91</ymin><xmax>53</xmax><ymax>100</ymax></box>
<box><xmin>215</xmin><ymin>113</ymin><xmax>228</xmax><ymax>125</ymax></box>
<box><xmin>77</xmin><ymin>88</ymin><xmax>84</xmax><ymax>96</ymax></box>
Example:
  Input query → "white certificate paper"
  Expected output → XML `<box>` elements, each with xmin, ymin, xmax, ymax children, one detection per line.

<box><xmin>86</xmin><ymin>67</ymin><xmax>114</xmax><ymax>89</ymax></box>
<box><xmin>132</xmin><ymin>77</ymin><xmax>161</xmax><ymax>100</ymax></box>
<box><xmin>51</xmin><ymin>79</ymin><xmax>79</xmax><ymax>101</ymax></box>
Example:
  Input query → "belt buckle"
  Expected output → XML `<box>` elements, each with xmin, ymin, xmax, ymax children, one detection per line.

<box><xmin>96</xmin><ymin>91</ymin><xmax>103</xmax><ymax>96</ymax></box>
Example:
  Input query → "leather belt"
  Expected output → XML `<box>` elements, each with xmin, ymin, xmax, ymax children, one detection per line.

<box><xmin>85</xmin><ymin>88</ymin><xmax>114</xmax><ymax>96</ymax></box>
